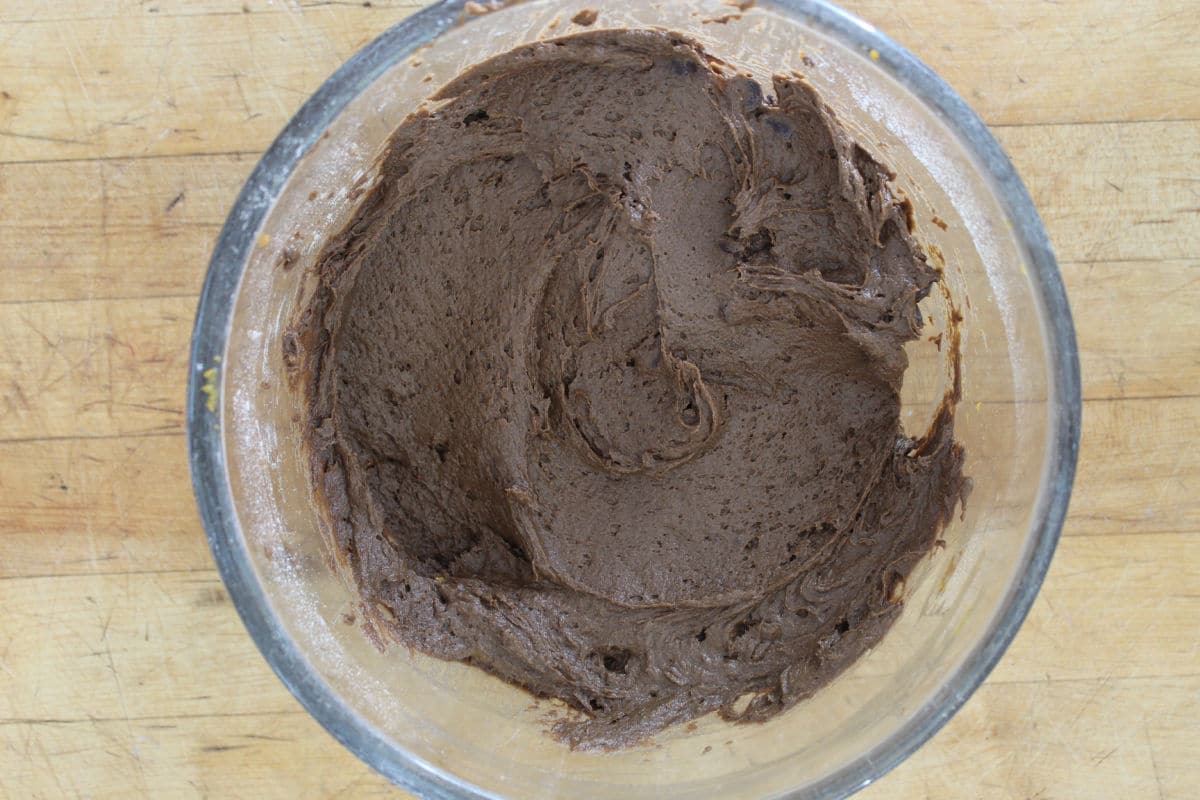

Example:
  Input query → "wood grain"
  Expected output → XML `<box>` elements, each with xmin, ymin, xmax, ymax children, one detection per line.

<box><xmin>3</xmin><ymin>127</ymin><xmax>1198</xmax><ymax>307</ymax></box>
<box><xmin>0</xmin><ymin>572</ymin><xmax>294</xmax><ymax>723</ymax></box>
<box><xmin>1000</xmin><ymin>122</ymin><xmax>1200</xmax><ymax>264</ymax></box>
<box><xmin>1062</xmin><ymin>259</ymin><xmax>1199</xmax><ymax>402</ymax></box>
<box><xmin>1</xmin><ymin>0</ymin><xmax>1196</xmax><ymax>169</ymax></box>
<box><xmin>0</xmin><ymin>0</ymin><xmax>420</xmax><ymax>22</ymax></box>
<box><xmin>850</xmin><ymin>0</ymin><xmax>1200</xmax><ymax>127</ymax></box>
<box><xmin>0</xmin><ymin>0</ymin><xmax>1197</xmax><ymax>798</ymax></box>
<box><xmin>0</xmin><ymin>155</ymin><xmax>251</xmax><ymax>304</ymax></box>
<box><xmin>992</xmin><ymin>533</ymin><xmax>1200</xmax><ymax>685</ymax></box>
<box><xmin>3</xmin><ymin>676</ymin><xmax>1196</xmax><ymax>799</ymax></box>
<box><xmin>858</xmin><ymin>675</ymin><xmax>1200</xmax><ymax>800</ymax></box>
<box><xmin>1069</xmin><ymin>398</ymin><xmax>1200</xmax><ymax>537</ymax></box>
<box><xmin>0</xmin><ymin>712</ymin><xmax>396</xmax><ymax>799</ymax></box>
<box><xmin>0</xmin><ymin>534</ymin><xmax>1192</xmax><ymax>725</ymax></box>
<box><xmin>0</xmin><ymin>436</ymin><xmax>208</xmax><ymax>579</ymax></box>
<box><xmin>1</xmin><ymin>392</ymin><xmax>1193</xmax><ymax>591</ymax></box>
<box><xmin>0</xmin><ymin>296</ymin><xmax>191</xmax><ymax>440</ymax></box>
<box><xmin>0</xmin><ymin>10</ymin><xmax>410</xmax><ymax>164</ymax></box>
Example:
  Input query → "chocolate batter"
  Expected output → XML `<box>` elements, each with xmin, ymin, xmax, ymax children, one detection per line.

<box><xmin>291</xmin><ymin>29</ymin><xmax>967</xmax><ymax>749</ymax></box>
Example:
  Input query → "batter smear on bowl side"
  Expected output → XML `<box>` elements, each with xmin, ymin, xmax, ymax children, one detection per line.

<box><xmin>288</xmin><ymin>29</ymin><xmax>968</xmax><ymax>749</ymax></box>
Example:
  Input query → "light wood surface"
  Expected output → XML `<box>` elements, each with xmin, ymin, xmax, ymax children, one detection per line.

<box><xmin>1</xmin><ymin>1</ymin><xmax>1196</xmax><ymax>797</ymax></box>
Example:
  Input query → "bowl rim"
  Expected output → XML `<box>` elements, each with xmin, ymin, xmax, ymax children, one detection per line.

<box><xmin>187</xmin><ymin>2</ymin><xmax>1082</xmax><ymax>797</ymax></box>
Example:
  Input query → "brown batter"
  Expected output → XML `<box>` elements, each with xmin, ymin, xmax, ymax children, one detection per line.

<box><xmin>290</xmin><ymin>29</ymin><xmax>967</xmax><ymax>749</ymax></box>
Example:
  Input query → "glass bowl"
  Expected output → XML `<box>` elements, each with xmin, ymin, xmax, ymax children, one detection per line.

<box><xmin>187</xmin><ymin>1</ymin><xmax>1081</xmax><ymax>797</ymax></box>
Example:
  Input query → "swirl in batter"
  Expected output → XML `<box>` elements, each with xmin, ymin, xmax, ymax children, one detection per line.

<box><xmin>291</xmin><ymin>29</ymin><xmax>967</xmax><ymax>748</ymax></box>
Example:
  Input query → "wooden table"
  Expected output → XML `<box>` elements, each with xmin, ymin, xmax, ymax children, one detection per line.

<box><xmin>1</xmin><ymin>1</ymin><xmax>1196</xmax><ymax>797</ymax></box>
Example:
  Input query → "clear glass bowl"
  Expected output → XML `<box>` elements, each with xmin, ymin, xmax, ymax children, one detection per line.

<box><xmin>187</xmin><ymin>1</ymin><xmax>1081</xmax><ymax>797</ymax></box>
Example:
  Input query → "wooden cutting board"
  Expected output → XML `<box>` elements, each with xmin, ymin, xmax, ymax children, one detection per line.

<box><xmin>0</xmin><ymin>1</ymin><xmax>1196</xmax><ymax>797</ymax></box>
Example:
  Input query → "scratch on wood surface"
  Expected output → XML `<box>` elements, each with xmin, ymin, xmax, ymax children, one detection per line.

<box><xmin>216</xmin><ymin>70</ymin><xmax>255</xmax><ymax>121</ymax></box>
<box><xmin>57</xmin><ymin>25</ymin><xmax>94</xmax><ymax>108</ymax></box>
<box><xmin>69</xmin><ymin>596</ymin><xmax>149</xmax><ymax>795</ymax></box>
<box><xmin>154</xmin><ymin>35</ymin><xmax>175</xmax><ymax>108</ymax></box>
<box><xmin>7</xmin><ymin>379</ymin><xmax>31</xmax><ymax>412</ymax></box>
<box><xmin>0</xmin><ymin>127</ymin><xmax>90</xmax><ymax>146</ymax></box>
<box><xmin>324</xmin><ymin>771</ymin><xmax>373</xmax><ymax>799</ymax></box>
<box><xmin>1093</xmin><ymin>746</ymin><xmax>1118</xmax><ymax>766</ymax></box>
<box><xmin>1143</xmin><ymin>715</ymin><xmax>1166</xmax><ymax>800</ymax></box>
<box><xmin>118</xmin><ymin>402</ymin><xmax>183</xmax><ymax>416</ymax></box>
<box><xmin>96</xmin><ymin>163</ymin><xmax>108</xmax><ymax>321</ymax></box>
<box><xmin>281</xmin><ymin>0</ymin><xmax>347</xmax><ymax>66</ymax></box>
<box><xmin>1068</xmin><ymin>673</ymin><xmax>1113</xmax><ymax>729</ymax></box>
<box><xmin>239</xmin><ymin>11</ymin><xmax>289</xmax><ymax>118</ymax></box>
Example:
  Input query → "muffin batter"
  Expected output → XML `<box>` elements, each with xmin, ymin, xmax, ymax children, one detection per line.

<box><xmin>291</xmin><ymin>29</ymin><xmax>967</xmax><ymax>748</ymax></box>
